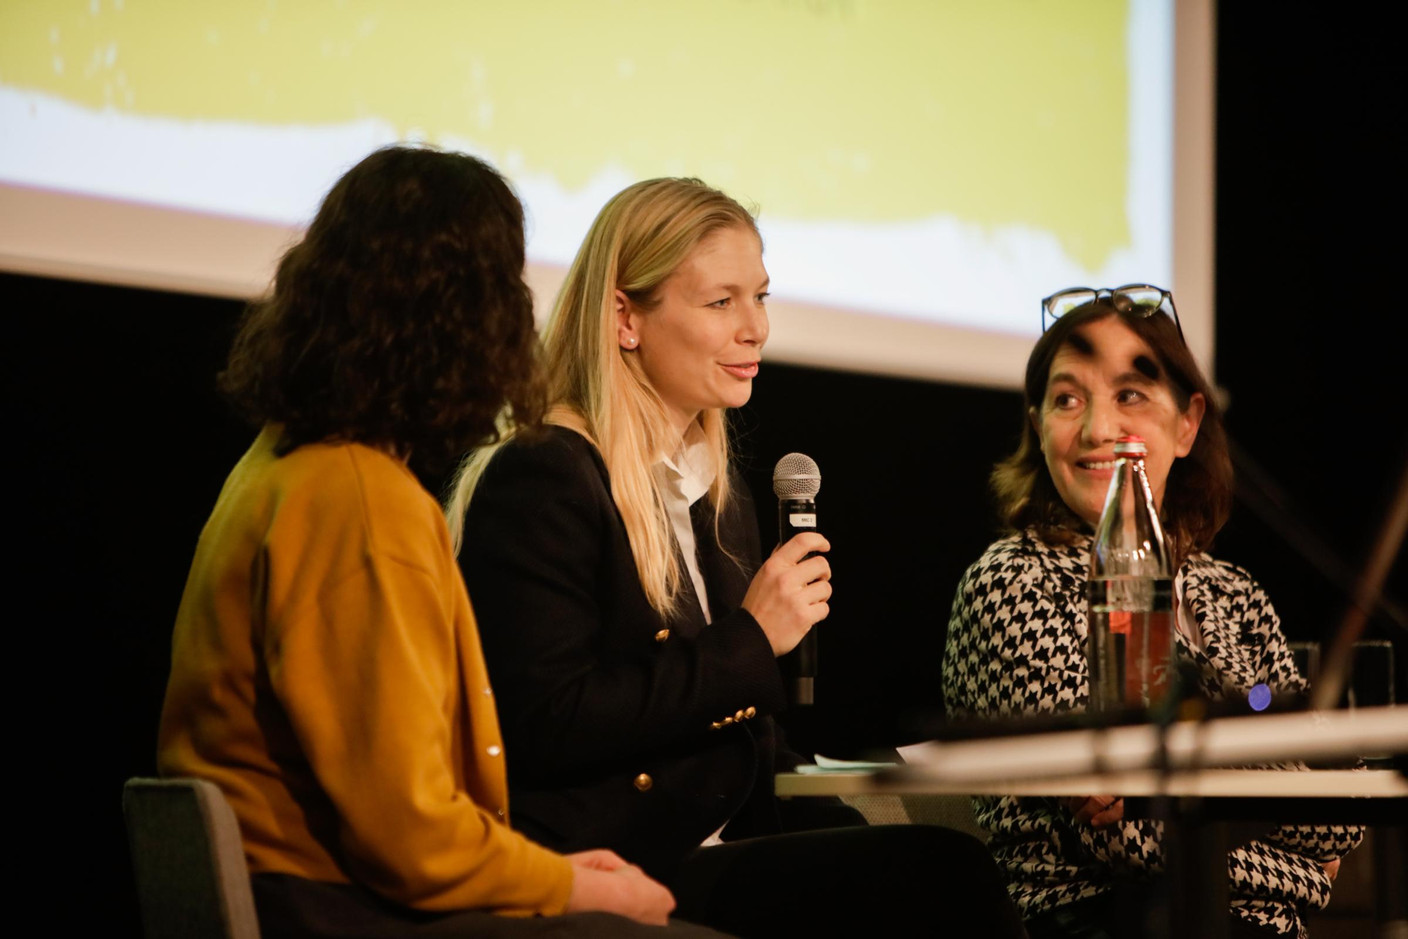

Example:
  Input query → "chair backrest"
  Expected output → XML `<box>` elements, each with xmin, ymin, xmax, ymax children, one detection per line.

<box><xmin>839</xmin><ymin>793</ymin><xmax>989</xmax><ymax>842</ymax></box>
<box><xmin>123</xmin><ymin>777</ymin><xmax>261</xmax><ymax>939</ymax></box>
<box><xmin>900</xmin><ymin>793</ymin><xmax>990</xmax><ymax>843</ymax></box>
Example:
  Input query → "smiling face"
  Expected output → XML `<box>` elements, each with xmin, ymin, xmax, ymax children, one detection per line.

<box><xmin>1032</xmin><ymin>315</ymin><xmax>1205</xmax><ymax>528</ymax></box>
<box><xmin>617</xmin><ymin>224</ymin><xmax>769</xmax><ymax>436</ymax></box>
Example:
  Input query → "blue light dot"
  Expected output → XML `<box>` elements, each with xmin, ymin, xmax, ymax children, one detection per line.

<box><xmin>1248</xmin><ymin>683</ymin><xmax>1272</xmax><ymax>712</ymax></box>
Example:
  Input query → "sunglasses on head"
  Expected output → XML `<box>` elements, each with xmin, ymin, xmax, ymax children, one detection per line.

<box><xmin>1040</xmin><ymin>284</ymin><xmax>1183</xmax><ymax>342</ymax></box>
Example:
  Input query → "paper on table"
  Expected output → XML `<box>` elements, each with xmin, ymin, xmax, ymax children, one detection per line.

<box><xmin>794</xmin><ymin>754</ymin><xmax>902</xmax><ymax>774</ymax></box>
<box><xmin>895</xmin><ymin>744</ymin><xmax>926</xmax><ymax>764</ymax></box>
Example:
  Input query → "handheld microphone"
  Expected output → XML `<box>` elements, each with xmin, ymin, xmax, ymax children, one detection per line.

<box><xmin>773</xmin><ymin>453</ymin><xmax>821</xmax><ymax>706</ymax></box>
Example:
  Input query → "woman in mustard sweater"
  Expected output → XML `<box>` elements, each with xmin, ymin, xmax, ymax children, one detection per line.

<box><xmin>158</xmin><ymin>147</ymin><xmax>725</xmax><ymax>938</ymax></box>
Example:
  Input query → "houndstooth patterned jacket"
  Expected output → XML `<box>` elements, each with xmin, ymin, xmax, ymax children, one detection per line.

<box><xmin>942</xmin><ymin>529</ymin><xmax>1363</xmax><ymax>937</ymax></box>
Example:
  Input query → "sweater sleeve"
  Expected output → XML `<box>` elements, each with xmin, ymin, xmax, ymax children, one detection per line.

<box><xmin>942</xmin><ymin>538</ymin><xmax>1087</xmax><ymax>720</ymax></box>
<box><xmin>265</xmin><ymin>550</ymin><xmax>574</xmax><ymax>915</ymax></box>
<box><xmin>459</xmin><ymin>432</ymin><xmax>786</xmax><ymax>781</ymax></box>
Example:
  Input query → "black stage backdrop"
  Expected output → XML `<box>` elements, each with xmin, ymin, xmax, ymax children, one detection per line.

<box><xmin>6</xmin><ymin>6</ymin><xmax>1403</xmax><ymax>934</ymax></box>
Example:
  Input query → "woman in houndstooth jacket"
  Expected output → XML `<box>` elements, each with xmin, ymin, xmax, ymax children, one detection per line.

<box><xmin>942</xmin><ymin>287</ymin><xmax>1361</xmax><ymax>939</ymax></box>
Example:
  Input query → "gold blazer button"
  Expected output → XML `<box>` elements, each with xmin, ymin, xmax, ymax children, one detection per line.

<box><xmin>654</xmin><ymin>628</ymin><xmax>670</xmax><ymax>643</ymax></box>
<box><xmin>633</xmin><ymin>773</ymin><xmax>653</xmax><ymax>792</ymax></box>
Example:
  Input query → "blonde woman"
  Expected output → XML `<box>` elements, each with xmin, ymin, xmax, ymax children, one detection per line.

<box><xmin>448</xmin><ymin>178</ymin><xmax>1023</xmax><ymax>937</ymax></box>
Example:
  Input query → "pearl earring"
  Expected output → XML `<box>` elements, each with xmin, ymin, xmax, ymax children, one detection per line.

<box><xmin>625</xmin><ymin>337</ymin><xmax>637</xmax><ymax>347</ymax></box>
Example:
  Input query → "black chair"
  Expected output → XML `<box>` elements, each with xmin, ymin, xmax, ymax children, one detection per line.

<box><xmin>123</xmin><ymin>777</ymin><xmax>261</xmax><ymax>939</ymax></box>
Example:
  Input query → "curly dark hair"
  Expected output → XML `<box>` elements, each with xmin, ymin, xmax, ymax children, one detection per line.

<box><xmin>991</xmin><ymin>298</ymin><xmax>1233</xmax><ymax>562</ymax></box>
<box><xmin>220</xmin><ymin>145</ymin><xmax>544</xmax><ymax>473</ymax></box>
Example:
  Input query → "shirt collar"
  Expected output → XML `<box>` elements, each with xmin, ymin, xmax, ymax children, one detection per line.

<box><xmin>655</xmin><ymin>423</ymin><xmax>716</xmax><ymax>507</ymax></box>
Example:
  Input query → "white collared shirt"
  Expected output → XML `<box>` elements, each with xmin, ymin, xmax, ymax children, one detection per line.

<box><xmin>652</xmin><ymin>424</ymin><xmax>717</xmax><ymax>624</ymax></box>
<box><xmin>654</xmin><ymin>428</ymin><xmax>730</xmax><ymax>848</ymax></box>
<box><xmin>1174</xmin><ymin>568</ymin><xmax>1203</xmax><ymax>653</ymax></box>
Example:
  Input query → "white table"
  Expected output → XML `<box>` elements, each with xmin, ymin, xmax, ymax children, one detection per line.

<box><xmin>778</xmin><ymin>766</ymin><xmax>1408</xmax><ymax>801</ymax></box>
<box><xmin>776</xmin><ymin>705</ymin><xmax>1408</xmax><ymax>938</ymax></box>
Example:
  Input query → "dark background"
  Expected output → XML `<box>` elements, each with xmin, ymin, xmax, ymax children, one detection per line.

<box><xmin>6</xmin><ymin>5</ymin><xmax>1403</xmax><ymax>933</ymax></box>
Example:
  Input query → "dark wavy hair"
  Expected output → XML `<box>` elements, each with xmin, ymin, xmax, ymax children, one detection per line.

<box><xmin>991</xmin><ymin>299</ymin><xmax>1233</xmax><ymax>562</ymax></box>
<box><xmin>219</xmin><ymin>145</ymin><xmax>543</xmax><ymax>473</ymax></box>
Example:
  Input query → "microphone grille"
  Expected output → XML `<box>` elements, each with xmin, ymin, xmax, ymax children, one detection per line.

<box><xmin>773</xmin><ymin>452</ymin><xmax>820</xmax><ymax>499</ymax></box>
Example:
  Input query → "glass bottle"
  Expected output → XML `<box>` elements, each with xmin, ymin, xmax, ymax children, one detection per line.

<box><xmin>1086</xmin><ymin>435</ymin><xmax>1176</xmax><ymax>716</ymax></box>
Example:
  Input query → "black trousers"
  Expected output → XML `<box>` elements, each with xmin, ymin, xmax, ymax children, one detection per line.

<box><xmin>251</xmin><ymin>874</ymin><xmax>732</xmax><ymax>939</ymax></box>
<box><xmin>668</xmin><ymin>824</ymin><xmax>1028</xmax><ymax>938</ymax></box>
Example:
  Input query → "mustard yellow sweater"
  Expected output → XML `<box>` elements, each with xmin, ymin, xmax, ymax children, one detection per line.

<box><xmin>158</xmin><ymin>427</ymin><xmax>572</xmax><ymax>915</ymax></box>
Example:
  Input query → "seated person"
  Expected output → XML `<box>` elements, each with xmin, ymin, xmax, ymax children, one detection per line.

<box><xmin>447</xmin><ymin>177</ymin><xmax>1026</xmax><ymax>938</ymax></box>
<box><xmin>158</xmin><ymin>146</ymin><xmax>726</xmax><ymax>938</ymax></box>
<box><xmin>942</xmin><ymin>285</ymin><xmax>1362</xmax><ymax>938</ymax></box>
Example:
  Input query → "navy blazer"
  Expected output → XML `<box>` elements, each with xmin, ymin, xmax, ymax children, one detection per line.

<box><xmin>459</xmin><ymin>426</ymin><xmax>791</xmax><ymax>878</ymax></box>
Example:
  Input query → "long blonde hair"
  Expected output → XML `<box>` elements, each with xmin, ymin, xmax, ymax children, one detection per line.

<box><xmin>447</xmin><ymin>177</ymin><xmax>759</xmax><ymax>617</ymax></box>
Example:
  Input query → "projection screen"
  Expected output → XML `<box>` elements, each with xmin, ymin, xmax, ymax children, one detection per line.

<box><xmin>0</xmin><ymin>0</ymin><xmax>1214</xmax><ymax>389</ymax></box>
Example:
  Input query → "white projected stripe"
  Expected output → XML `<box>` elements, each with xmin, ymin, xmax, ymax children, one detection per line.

<box><xmin>0</xmin><ymin>86</ymin><xmax>395</xmax><ymax>227</ymax></box>
<box><xmin>758</xmin><ymin>215</ymin><xmax>1158</xmax><ymax>336</ymax></box>
<box><xmin>0</xmin><ymin>80</ymin><xmax>1168</xmax><ymax>337</ymax></box>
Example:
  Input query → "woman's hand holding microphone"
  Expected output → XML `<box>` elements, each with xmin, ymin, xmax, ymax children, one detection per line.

<box><xmin>741</xmin><ymin>532</ymin><xmax>832</xmax><ymax>657</ymax></box>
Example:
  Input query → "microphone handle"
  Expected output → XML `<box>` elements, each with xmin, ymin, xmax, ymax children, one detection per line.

<box><xmin>778</xmin><ymin>497</ymin><xmax>818</xmax><ymax>706</ymax></box>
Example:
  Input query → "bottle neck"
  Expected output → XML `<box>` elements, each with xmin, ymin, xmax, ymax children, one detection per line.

<box><xmin>1090</xmin><ymin>455</ymin><xmax>1171</xmax><ymax>577</ymax></box>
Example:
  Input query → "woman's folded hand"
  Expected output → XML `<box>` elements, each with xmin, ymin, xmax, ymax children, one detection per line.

<box><xmin>1065</xmin><ymin>795</ymin><xmax>1125</xmax><ymax>828</ymax></box>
